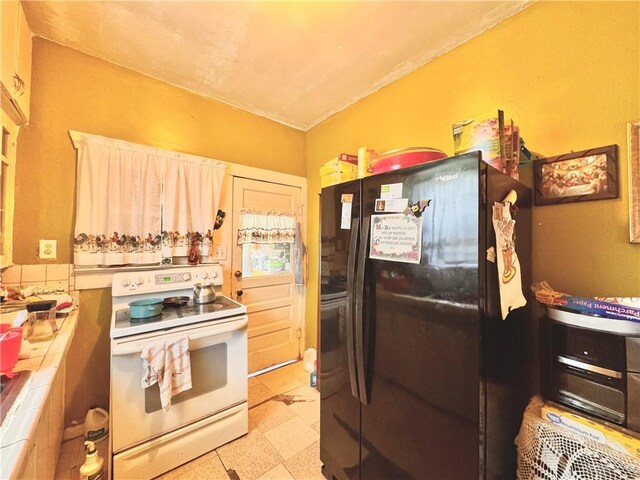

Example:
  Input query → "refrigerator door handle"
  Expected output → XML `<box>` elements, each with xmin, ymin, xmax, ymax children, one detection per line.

<box><xmin>345</xmin><ymin>217</ymin><xmax>360</xmax><ymax>399</ymax></box>
<box><xmin>355</xmin><ymin>216</ymin><xmax>370</xmax><ymax>405</ymax></box>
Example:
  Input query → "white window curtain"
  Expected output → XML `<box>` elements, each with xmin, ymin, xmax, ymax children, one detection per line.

<box><xmin>73</xmin><ymin>134</ymin><xmax>163</xmax><ymax>266</ymax></box>
<box><xmin>162</xmin><ymin>155</ymin><xmax>225</xmax><ymax>257</ymax></box>
<box><xmin>237</xmin><ymin>211</ymin><xmax>296</xmax><ymax>245</ymax></box>
<box><xmin>70</xmin><ymin>131</ymin><xmax>225</xmax><ymax>266</ymax></box>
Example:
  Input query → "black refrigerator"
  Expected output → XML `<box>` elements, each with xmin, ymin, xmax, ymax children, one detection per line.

<box><xmin>319</xmin><ymin>152</ymin><xmax>534</xmax><ymax>480</ymax></box>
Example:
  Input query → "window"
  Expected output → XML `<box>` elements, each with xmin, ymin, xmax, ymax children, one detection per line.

<box><xmin>236</xmin><ymin>210</ymin><xmax>296</xmax><ymax>277</ymax></box>
<box><xmin>70</xmin><ymin>131</ymin><xmax>224</xmax><ymax>268</ymax></box>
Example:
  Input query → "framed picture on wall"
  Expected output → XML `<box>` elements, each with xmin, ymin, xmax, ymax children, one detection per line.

<box><xmin>534</xmin><ymin>145</ymin><xmax>618</xmax><ymax>206</ymax></box>
<box><xmin>629</xmin><ymin>121</ymin><xmax>640</xmax><ymax>243</ymax></box>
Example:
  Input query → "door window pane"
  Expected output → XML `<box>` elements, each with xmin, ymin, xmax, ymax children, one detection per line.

<box><xmin>242</xmin><ymin>243</ymin><xmax>291</xmax><ymax>277</ymax></box>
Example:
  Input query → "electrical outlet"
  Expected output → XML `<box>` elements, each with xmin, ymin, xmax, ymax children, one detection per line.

<box><xmin>39</xmin><ymin>239</ymin><xmax>57</xmax><ymax>259</ymax></box>
<box><xmin>212</xmin><ymin>245</ymin><xmax>226</xmax><ymax>260</ymax></box>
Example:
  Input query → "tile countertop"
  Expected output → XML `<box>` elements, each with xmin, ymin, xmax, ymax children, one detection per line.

<box><xmin>0</xmin><ymin>308</ymin><xmax>79</xmax><ymax>479</ymax></box>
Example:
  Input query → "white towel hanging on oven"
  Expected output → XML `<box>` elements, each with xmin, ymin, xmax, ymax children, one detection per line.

<box><xmin>141</xmin><ymin>336</ymin><xmax>193</xmax><ymax>412</ymax></box>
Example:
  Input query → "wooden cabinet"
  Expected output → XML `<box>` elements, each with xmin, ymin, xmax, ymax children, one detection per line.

<box><xmin>16</xmin><ymin>360</ymin><xmax>66</xmax><ymax>480</ymax></box>
<box><xmin>1</xmin><ymin>0</ymin><xmax>32</xmax><ymax>124</ymax></box>
<box><xmin>1</xmin><ymin>109</ymin><xmax>18</xmax><ymax>267</ymax></box>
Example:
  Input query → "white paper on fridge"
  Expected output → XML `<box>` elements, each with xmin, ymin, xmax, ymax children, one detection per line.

<box><xmin>341</xmin><ymin>201</ymin><xmax>352</xmax><ymax>229</ymax></box>
<box><xmin>369</xmin><ymin>214</ymin><xmax>422</xmax><ymax>264</ymax></box>
<box><xmin>374</xmin><ymin>198</ymin><xmax>408</xmax><ymax>213</ymax></box>
<box><xmin>380</xmin><ymin>183</ymin><xmax>403</xmax><ymax>199</ymax></box>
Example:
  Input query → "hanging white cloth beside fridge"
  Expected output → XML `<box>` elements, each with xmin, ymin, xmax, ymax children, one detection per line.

<box><xmin>492</xmin><ymin>200</ymin><xmax>527</xmax><ymax>320</ymax></box>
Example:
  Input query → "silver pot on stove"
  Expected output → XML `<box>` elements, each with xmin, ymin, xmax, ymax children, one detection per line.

<box><xmin>193</xmin><ymin>282</ymin><xmax>216</xmax><ymax>304</ymax></box>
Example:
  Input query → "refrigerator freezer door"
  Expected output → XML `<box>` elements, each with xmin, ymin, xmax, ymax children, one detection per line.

<box><xmin>360</xmin><ymin>154</ymin><xmax>482</xmax><ymax>479</ymax></box>
<box><xmin>320</xmin><ymin>180</ymin><xmax>362</xmax><ymax>480</ymax></box>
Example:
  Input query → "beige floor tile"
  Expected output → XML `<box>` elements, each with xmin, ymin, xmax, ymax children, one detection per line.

<box><xmin>277</xmin><ymin>361</ymin><xmax>308</xmax><ymax>378</ymax></box>
<box><xmin>284</xmin><ymin>385</ymin><xmax>320</xmax><ymax>425</ymax></box>
<box><xmin>249</xmin><ymin>375</ymin><xmax>262</xmax><ymax>387</ymax></box>
<box><xmin>259</xmin><ymin>365</ymin><xmax>308</xmax><ymax>395</ymax></box>
<box><xmin>264</xmin><ymin>416</ymin><xmax>320</xmax><ymax>461</ymax></box>
<box><xmin>250</xmin><ymin>399</ymin><xmax>297</xmax><ymax>433</ymax></box>
<box><xmin>284</xmin><ymin>441</ymin><xmax>324</xmax><ymax>480</ymax></box>
<box><xmin>255</xmin><ymin>463</ymin><xmax>296</xmax><ymax>480</ymax></box>
<box><xmin>310</xmin><ymin>421</ymin><xmax>320</xmax><ymax>433</ymax></box>
<box><xmin>248</xmin><ymin>416</ymin><xmax>259</xmax><ymax>432</ymax></box>
<box><xmin>155</xmin><ymin>450</ymin><xmax>228</xmax><ymax>479</ymax></box>
<box><xmin>217</xmin><ymin>429</ymin><xmax>283</xmax><ymax>480</ymax></box>
<box><xmin>249</xmin><ymin>381</ymin><xmax>276</xmax><ymax>408</ymax></box>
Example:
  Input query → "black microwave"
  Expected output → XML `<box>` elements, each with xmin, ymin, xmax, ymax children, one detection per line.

<box><xmin>540</xmin><ymin>308</ymin><xmax>640</xmax><ymax>432</ymax></box>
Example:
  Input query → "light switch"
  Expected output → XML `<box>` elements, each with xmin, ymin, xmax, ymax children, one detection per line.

<box><xmin>39</xmin><ymin>240</ymin><xmax>57</xmax><ymax>259</ymax></box>
<box><xmin>213</xmin><ymin>245</ymin><xmax>226</xmax><ymax>260</ymax></box>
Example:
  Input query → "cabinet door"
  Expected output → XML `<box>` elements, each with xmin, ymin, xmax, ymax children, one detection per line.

<box><xmin>1</xmin><ymin>109</ymin><xmax>18</xmax><ymax>267</ymax></box>
<box><xmin>1</xmin><ymin>0</ymin><xmax>19</xmax><ymax>94</ymax></box>
<box><xmin>50</xmin><ymin>359</ymin><xmax>66</xmax><ymax>467</ymax></box>
<box><xmin>15</xmin><ymin>4</ymin><xmax>31</xmax><ymax>121</ymax></box>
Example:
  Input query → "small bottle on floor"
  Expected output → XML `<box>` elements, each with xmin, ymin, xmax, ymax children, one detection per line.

<box><xmin>80</xmin><ymin>440</ymin><xmax>104</xmax><ymax>480</ymax></box>
<box><xmin>310</xmin><ymin>360</ymin><xmax>317</xmax><ymax>388</ymax></box>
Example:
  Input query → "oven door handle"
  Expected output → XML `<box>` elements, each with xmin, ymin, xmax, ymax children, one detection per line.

<box><xmin>112</xmin><ymin>318</ymin><xmax>247</xmax><ymax>356</ymax></box>
<box><xmin>557</xmin><ymin>355</ymin><xmax>623</xmax><ymax>379</ymax></box>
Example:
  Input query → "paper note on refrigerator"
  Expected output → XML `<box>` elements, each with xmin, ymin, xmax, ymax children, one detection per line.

<box><xmin>369</xmin><ymin>214</ymin><xmax>422</xmax><ymax>264</ymax></box>
<box><xmin>341</xmin><ymin>201</ymin><xmax>352</xmax><ymax>229</ymax></box>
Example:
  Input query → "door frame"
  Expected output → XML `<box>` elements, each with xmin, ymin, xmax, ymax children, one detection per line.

<box><xmin>224</xmin><ymin>163</ymin><xmax>308</xmax><ymax>359</ymax></box>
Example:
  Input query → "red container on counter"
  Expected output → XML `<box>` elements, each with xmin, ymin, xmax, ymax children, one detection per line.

<box><xmin>0</xmin><ymin>324</ymin><xmax>23</xmax><ymax>378</ymax></box>
<box><xmin>370</xmin><ymin>147</ymin><xmax>447</xmax><ymax>175</ymax></box>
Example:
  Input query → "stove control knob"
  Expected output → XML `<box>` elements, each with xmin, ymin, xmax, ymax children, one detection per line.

<box><xmin>134</xmin><ymin>276</ymin><xmax>144</xmax><ymax>286</ymax></box>
<box><xmin>121</xmin><ymin>277</ymin><xmax>131</xmax><ymax>287</ymax></box>
<box><xmin>202</xmin><ymin>272</ymin><xmax>210</xmax><ymax>280</ymax></box>
<box><xmin>212</xmin><ymin>271</ymin><xmax>219</xmax><ymax>279</ymax></box>
<box><xmin>182</xmin><ymin>273</ymin><xmax>191</xmax><ymax>282</ymax></box>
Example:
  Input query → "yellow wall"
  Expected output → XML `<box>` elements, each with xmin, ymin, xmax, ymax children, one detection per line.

<box><xmin>14</xmin><ymin>38</ymin><xmax>305</xmax><ymax>423</ymax></box>
<box><xmin>305</xmin><ymin>1</ymin><xmax>640</xmax><ymax>347</ymax></box>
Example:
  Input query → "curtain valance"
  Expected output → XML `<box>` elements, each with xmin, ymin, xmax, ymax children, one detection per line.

<box><xmin>237</xmin><ymin>211</ymin><xmax>296</xmax><ymax>245</ymax></box>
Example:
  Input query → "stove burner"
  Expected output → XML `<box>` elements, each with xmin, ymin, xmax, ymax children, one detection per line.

<box><xmin>130</xmin><ymin>313</ymin><xmax>165</xmax><ymax>324</ymax></box>
<box><xmin>114</xmin><ymin>296</ymin><xmax>241</xmax><ymax>332</ymax></box>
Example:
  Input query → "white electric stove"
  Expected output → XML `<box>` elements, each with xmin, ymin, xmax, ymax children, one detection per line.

<box><xmin>109</xmin><ymin>265</ymin><xmax>248</xmax><ymax>480</ymax></box>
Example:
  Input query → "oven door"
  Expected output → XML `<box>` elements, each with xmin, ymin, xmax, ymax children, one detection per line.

<box><xmin>110</xmin><ymin>315</ymin><xmax>248</xmax><ymax>453</ymax></box>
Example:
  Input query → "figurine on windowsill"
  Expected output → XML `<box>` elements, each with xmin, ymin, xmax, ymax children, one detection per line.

<box><xmin>188</xmin><ymin>233</ymin><xmax>200</xmax><ymax>265</ymax></box>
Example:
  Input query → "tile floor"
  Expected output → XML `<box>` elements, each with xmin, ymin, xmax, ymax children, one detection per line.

<box><xmin>54</xmin><ymin>361</ymin><xmax>322</xmax><ymax>480</ymax></box>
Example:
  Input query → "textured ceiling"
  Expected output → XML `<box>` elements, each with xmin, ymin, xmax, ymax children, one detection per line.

<box><xmin>22</xmin><ymin>1</ymin><xmax>530</xmax><ymax>130</ymax></box>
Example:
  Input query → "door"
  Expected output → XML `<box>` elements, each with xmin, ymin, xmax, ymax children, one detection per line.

<box><xmin>232</xmin><ymin>177</ymin><xmax>303</xmax><ymax>373</ymax></box>
<box><xmin>319</xmin><ymin>180</ymin><xmax>362</xmax><ymax>480</ymax></box>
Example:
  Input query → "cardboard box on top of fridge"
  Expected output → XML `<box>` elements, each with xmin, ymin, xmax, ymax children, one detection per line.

<box><xmin>453</xmin><ymin>111</ymin><xmax>503</xmax><ymax>170</ymax></box>
<box><xmin>321</xmin><ymin>170</ymin><xmax>357</xmax><ymax>188</ymax></box>
<box><xmin>452</xmin><ymin>110</ymin><xmax>522</xmax><ymax>181</ymax></box>
<box><xmin>319</xmin><ymin>153</ymin><xmax>358</xmax><ymax>175</ymax></box>
<box><xmin>541</xmin><ymin>402</ymin><xmax>640</xmax><ymax>459</ymax></box>
<box><xmin>320</xmin><ymin>153</ymin><xmax>358</xmax><ymax>187</ymax></box>
<box><xmin>357</xmin><ymin>147</ymin><xmax>378</xmax><ymax>178</ymax></box>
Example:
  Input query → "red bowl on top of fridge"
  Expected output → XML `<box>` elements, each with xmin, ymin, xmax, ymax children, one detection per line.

<box><xmin>370</xmin><ymin>147</ymin><xmax>447</xmax><ymax>175</ymax></box>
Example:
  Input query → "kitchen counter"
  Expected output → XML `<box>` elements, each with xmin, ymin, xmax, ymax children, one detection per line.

<box><xmin>0</xmin><ymin>308</ymin><xmax>78</xmax><ymax>479</ymax></box>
